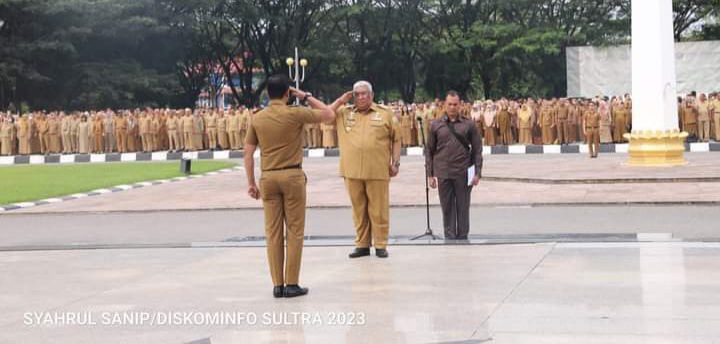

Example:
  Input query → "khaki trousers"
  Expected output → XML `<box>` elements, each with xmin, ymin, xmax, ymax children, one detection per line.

<box><xmin>261</xmin><ymin>169</ymin><xmax>307</xmax><ymax>286</ymax></box>
<box><xmin>586</xmin><ymin>127</ymin><xmax>600</xmax><ymax>157</ymax></box>
<box><xmin>40</xmin><ymin>134</ymin><xmax>50</xmax><ymax>154</ymax></box>
<box><xmin>207</xmin><ymin>128</ymin><xmax>217</xmax><ymax>149</ymax></box>
<box><xmin>685</xmin><ymin>123</ymin><xmax>698</xmax><ymax>138</ymax></box>
<box><xmin>50</xmin><ymin>134</ymin><xmax>61</xmax><ymax>153</ymax></box>
<box><xmin>483</xmin><ymin>124</ymin><xmax>496</xmax><ymax>146</ymax></box>
<box><xmin>344</xmin><ymin>178</ymin><xmax>390</xmax><ymax>249</ymax></box>
<box><xmin>217</xmin><ymin>131</ymin><xmax>227</xmax><ymax>149</ymax></box>
<box><xmin>613</xmin><ymin>118</ymin><xmax>627</xmax><ymax>143</ymax></box>
<box><xmin>183</xmin><ymin>132</ymin><xmax>192</xmax><ymax>151</ymax></box>
<box><xmin>541</xmin><ymin>126</ymin><xmax>554</xmax><ymax>145</ymax></box>
<box><xmin>93</xmin><ymin>134</ymin><xmax>103</xmax><ymax>153</ymax></box>
<box><xmin>518</xmin><ymin>128</ymin><xmax>532</xmax><ymax>145</ymax></box>
<box><xmin>62</xmin><ymin>133</ymin><xmax>71</xmax><ymax>153</ymax></box>
<box><xmin>699</xmin><ymin>120</ymin><xmax>711</xmax><ymax>142</ymax></box>
<box><xmin>499</xmin><ymin>124</ymin><xmax>513</xmax><ymax>145</ymax></box>
<box><xmin>556</xmin><ymin>121</ymin><xmax>569</xmax><ymax>144</ymax></box>
<box><xmin>228</xmin><ymin>130</ymin><xmax>238</xmax><ymax>150</ymax></box>
<box><xmin>0</xmin><ymin>138</ymin><xmax>11</xmax><ymax>155</ymax></box>
<box><xmin>168</xmin><ymin>130</ymin><xmax>179</xmax><ymax>151</ymax></box>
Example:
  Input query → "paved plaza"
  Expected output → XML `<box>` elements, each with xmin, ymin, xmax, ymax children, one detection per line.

<box><xmin>2</xmin><ymin>243</ymin><xmax>720</xmax><ymax>343</ymax></box>
<box><xmin>7</xmin><ymin>153</ymin><xmax>720</xmax><ymax>214</ymax></box>
<box><xmin>2</xmin><ymin>153</ymin><xmax>720</xmax><ymax>343</ymax></box>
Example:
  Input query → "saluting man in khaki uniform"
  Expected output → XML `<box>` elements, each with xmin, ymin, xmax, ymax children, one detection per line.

<box><xmin>331</xmin><ymin>81</ymin><xmax>401</xmax><ymax>259</ymax></box>
<box><xmin>245</xmin><ymin>74</ymin><xmax>334</xmax><ymax>298</ymax></box>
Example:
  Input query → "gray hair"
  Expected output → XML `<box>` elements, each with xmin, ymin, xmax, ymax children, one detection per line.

<box><xmin>353</xmin><ymin>81</ymin><xmax>373</xmax><ymax>94</ymax></box>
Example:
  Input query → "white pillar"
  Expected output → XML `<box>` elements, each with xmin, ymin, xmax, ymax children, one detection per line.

<box><xmin>631</xmin><ymin>0</ymin><xmax>678</xmax><ymax>130</ymax></box>
<box><xmin>627</xmin><ymin>0</ymin><xmax>687</xmax><ymax>166</ymax></box>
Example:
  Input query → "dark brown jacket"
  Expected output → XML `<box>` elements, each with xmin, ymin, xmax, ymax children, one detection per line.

<box><xmin>425</xmin><ymin>115</ymin><xmax>483</xmax><ymax>179</ymax></box>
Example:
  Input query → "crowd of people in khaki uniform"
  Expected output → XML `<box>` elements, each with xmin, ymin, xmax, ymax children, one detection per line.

<box><xmin>0</xmin><ymin>107</ymin><xmax>255</xmax><ymax>156</ymax></box>
<box><xmin>390</xmin><ymin>92</ymin><xmax>718</xmax><ymax>157</ymax></box>
<box><xmin>1</xmin><ymin>92</ymin><xmax>717</xmax><ymax>157</ymax></box>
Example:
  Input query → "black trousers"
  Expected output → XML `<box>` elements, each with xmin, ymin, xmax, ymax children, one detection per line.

<box><xmin>438</xmin><ymin>177</ymin><xmax>473</xmax><ymax>239</ymax></box>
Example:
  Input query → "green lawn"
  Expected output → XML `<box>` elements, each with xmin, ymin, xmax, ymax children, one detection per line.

<box><xmin>0</xmin><ymin>161</ymin><xmax>237</xmax><ymax>205</ymax></box>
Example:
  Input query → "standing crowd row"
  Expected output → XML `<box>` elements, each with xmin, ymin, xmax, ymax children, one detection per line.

<box><xmin>2</xmin><ymin>92</ymin><xmax>717</xmax><ymax>156</ymax></box>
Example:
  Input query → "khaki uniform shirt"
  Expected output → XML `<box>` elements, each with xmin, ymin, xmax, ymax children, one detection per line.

<box><xmin>228</xmin><ymin>114</ymin><xmax>239</xmax><ymax>131</ymax></box>
<box><xmin>335</xmin><ymin>103</ymin><xmax>400</xmax><ymax>181</ymax></box>
<box><xmin>166</xmin><ymin>117</ymin><xmax>178</xmax><ymax>131</ymax></box>
<box><xmin>245</xmin><ymin>99</ymin><xmax>323</xmax><ymax>171</ymax></box>
<box><xmin>584</xmin><ymin>111</ymin><xmax>600</xmax><ymax>128</ymax></box>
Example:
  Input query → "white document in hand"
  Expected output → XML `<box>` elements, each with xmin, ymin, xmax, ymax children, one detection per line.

<box><xmin>467</xmin><ymin>165</ymin><xmax>475</xmax><ymax>186</ymax></box>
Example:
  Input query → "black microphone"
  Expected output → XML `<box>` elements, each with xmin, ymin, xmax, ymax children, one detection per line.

<box><xmin>416</xmin><ymin>116</ymin><xmax>423</xmax><ymax>122</ymax></box>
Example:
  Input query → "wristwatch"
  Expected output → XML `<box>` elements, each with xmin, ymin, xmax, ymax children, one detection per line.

<box><xmin>392</xmin><ymin>161</ymin><xmax>400</xmax><ymax>168</ymax></box>
<box><xmin>302</xmin><ymin>92</ymin><xmax>312</xmax><ymax>101</ymax></box>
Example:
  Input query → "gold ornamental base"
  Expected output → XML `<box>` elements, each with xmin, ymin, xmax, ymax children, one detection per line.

<box><xmin>623</xmin><ymin>129</ymin><xmax>688</xmax><ymax>167</ymax></box>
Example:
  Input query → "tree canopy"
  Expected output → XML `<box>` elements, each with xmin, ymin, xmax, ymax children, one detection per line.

<box><xmin>0</xmin><ymin>0</ymin><xmax>718</xmax><ymax>111</ymax></box>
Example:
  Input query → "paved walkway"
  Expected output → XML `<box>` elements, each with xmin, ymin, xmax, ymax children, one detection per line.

<box><xmin>3</xmin><ymin>206</ymin><xmax>720</xmax><ymax>250</ymax></box>
<box><xmin>2</xmin><ymin>242</ymin><xmax>719</xmax><ymax>343</ymax></box>
<box><xmin>9</xmin><ymin>153</ymin><xmax>720</xmax><ymax>213</ymax></box>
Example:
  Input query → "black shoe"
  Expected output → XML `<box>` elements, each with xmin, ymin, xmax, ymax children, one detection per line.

<box><xmin>273</xmin><ymin>285</ymin><xmax>284</xmax><ymax>298</ymax></box>
<box><xmin>375</xmin><ymin>248</ymin><xmax>389</xmax><ymax>258</ymax></box>
<box><xmin>283</xmin><ymin>284</ymin><xmax>309</xmax><ymax>298</ymax></box>
<box><xmin>348</xmin><ymin>248</ymin><xmax>371</xmax><ymax>258</ymax></box>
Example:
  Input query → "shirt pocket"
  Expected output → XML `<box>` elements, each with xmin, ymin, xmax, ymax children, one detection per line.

<box><xmin>369</xmin><ymin>121</ymin><xmax>387</xmax><ymax>140</ymax></box>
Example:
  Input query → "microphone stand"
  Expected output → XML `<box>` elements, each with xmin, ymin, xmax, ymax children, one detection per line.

<box><xmin>411</xmin><ymin>116</ymin><xmax>442</xmax><ymax>241</ymax></box>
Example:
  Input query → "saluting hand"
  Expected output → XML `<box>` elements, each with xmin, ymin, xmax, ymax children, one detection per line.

<box><xmin>248</xmin><ymin>184</ymin><xmax>260</xmax><ymax>200</ymax></box>
<box><xmin>289</xmin><ymin>87</ymin><xmax>306</xmax><ymax>100</ymax></box>
<box><xmin>340</xmin><ymin>91</ymin><xmax>353</xmax><ymax>104</ymax></box>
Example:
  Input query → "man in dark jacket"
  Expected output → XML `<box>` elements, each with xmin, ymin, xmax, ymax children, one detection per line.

<box><xmin>425</xmin><ymin>91</ymin><xmax>483</xmax><ymax>240</ymax></box>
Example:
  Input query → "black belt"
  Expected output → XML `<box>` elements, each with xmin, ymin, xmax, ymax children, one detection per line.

<box><xmin>263</xmin><ymin>164</ymin><xmax>302</xmax><ymax>172</ymax></box>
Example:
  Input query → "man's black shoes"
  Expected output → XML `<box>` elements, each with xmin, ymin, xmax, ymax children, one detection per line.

<box><xmin>348</xmin><ymin>248</ymin><xmax>371</xmax><ymax>258</ymax></box>
<box><xmin>273</xmin><ymin>285</ymin><xmax>284</xmax><ymax>298</ymax></box>
<box><xmin>349</xmin><ymin>247</ymin><xmax>389</xmax><ymax>258</ymax></box>
<box><xmin>283</xmin><ymin>285</ymin><xmax>309</xmax><ymax>298</ymax></box>
<box><xmin>375</xmin><ymin>248</ymin><xmax>389</xmax><ymax>258</ymax></box>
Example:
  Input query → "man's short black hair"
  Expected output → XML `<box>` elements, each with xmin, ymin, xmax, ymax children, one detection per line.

<box><xmin>445</xmin><ymin>90</ymin><xmax>460</xmax><ymax>99</ymax></box>
<box><xmin>266</xmin><ymin>74</ymin><xmax>291</xmax><ymax>99</ymax></box>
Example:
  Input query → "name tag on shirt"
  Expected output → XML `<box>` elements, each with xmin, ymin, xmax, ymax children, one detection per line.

<box><xmin>371</xmin><ymin>113</ymin><xmax>383</xmax><ymax>121</ymax></box>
